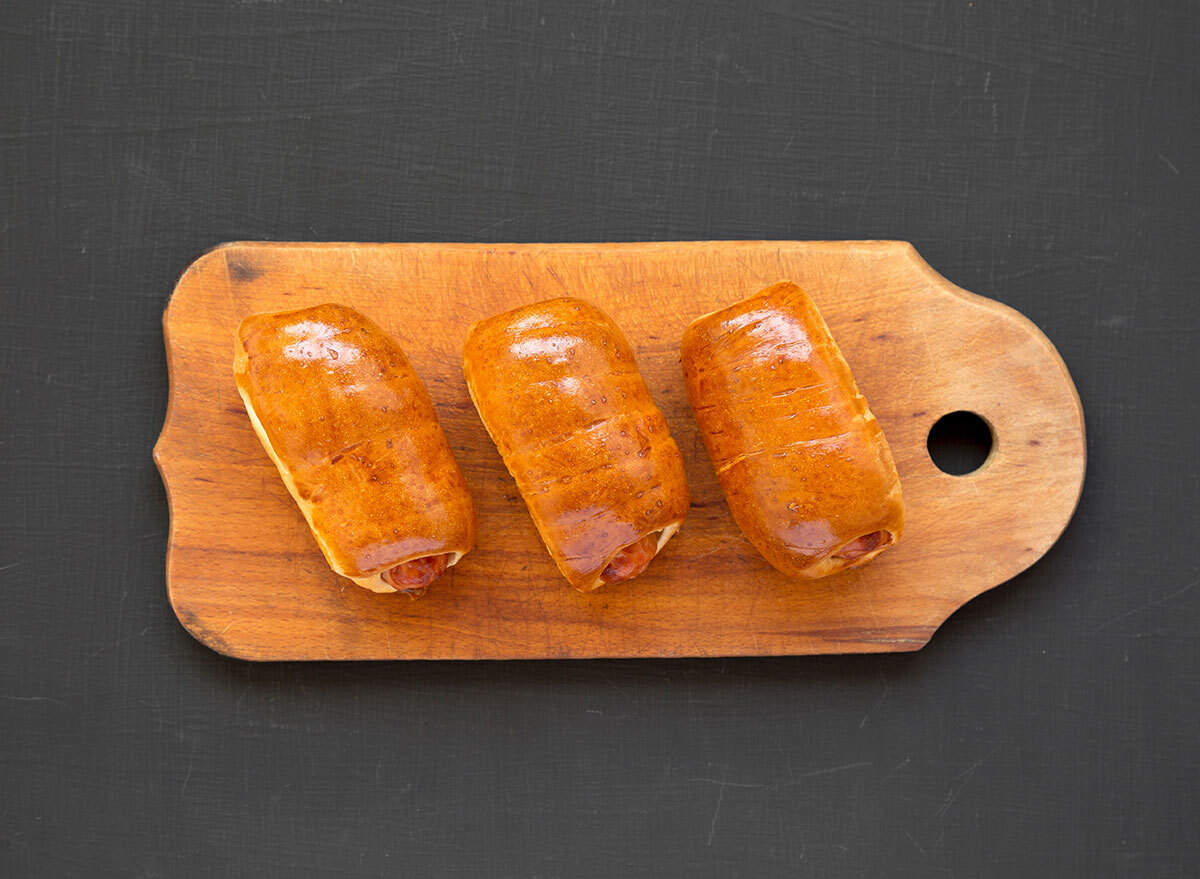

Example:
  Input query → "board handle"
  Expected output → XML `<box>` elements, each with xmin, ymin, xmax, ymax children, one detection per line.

<box><xmin>851</xmin><ymin>243</ymin><xmax>1086</xmax><ymax>622</ymax></box>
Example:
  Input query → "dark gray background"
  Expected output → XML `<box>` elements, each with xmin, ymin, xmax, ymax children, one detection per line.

<box><xmin>2</xmin><ymin>1</ymin><xmax>1197</xmax><ymax>876</ymax></box>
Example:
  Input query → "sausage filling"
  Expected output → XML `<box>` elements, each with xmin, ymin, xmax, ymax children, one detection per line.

<box><xmin>600</xmin><ymin>533</ymin><xmax>659</xmax><ymax>585</ymax></box>
<box><xmin>382</xmin><ymin>553</ymin><xmax>451</xmax><ymax>593</ymax></box>
<box><xmin>834</xmin><ymin>531</ymin><xmax>887</xmax><ymax>561</ymax></box>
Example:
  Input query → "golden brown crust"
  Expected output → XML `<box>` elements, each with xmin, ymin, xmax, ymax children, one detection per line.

<box><xmin>463</xmin><ymin>297</ymin><xmax>689</xmax><ymax>591</ymax></box>
<box><xmin>681</xmin><ymin>282</ymin><xmax>903</xmax><ymax>579</ymax></box>
<box><xmin>233</xmin><ymin>304</ymin><xmax>475</xmax><ymax>591</ymax></box>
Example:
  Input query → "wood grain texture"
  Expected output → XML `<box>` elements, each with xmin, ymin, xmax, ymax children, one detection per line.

<box><xmin>154</xmin><ymin>241</ymin><xmax>1085</xmax><ymax>660</ymax></box>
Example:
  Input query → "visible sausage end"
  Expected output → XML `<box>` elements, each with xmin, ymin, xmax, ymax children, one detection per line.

<box><xmin>600</xmin><ymin>533</ymin><xmax>660</xmax><ymax>585</ymax></box>
<box><xmin>833</xmin><ymin>531</ymin><xmax>888</xmax><ymax>562</ymax></box>
<box><xmin>381</xmin><ymin>553</ymin><xmax>451</xmax><ymax>595</ymax></box>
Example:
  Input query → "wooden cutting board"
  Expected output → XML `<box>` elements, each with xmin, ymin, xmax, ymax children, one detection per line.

<box><xmin>154</xmin><ymin>241</ymin><xmax>1085</xmax><ymax>660</ymax></box>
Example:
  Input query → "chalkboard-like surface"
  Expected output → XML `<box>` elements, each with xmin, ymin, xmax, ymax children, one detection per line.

<box><xmin>4</xmin><ymin>1</ymin><xmax>1196</xmax><ymax>874</ymax></box>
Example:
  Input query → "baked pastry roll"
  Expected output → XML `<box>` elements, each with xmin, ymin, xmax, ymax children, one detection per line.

<box><xmin>463</xmin><ymin>297</ymin><xmax>689</xmax><ymax>591</ymax></box>
<box><xmin>234</xmin><ymin>303</ymin><xmax>475</xmax><ymax>595</ymax></box>
<box><xmin>681</xmin><ymin>281</ymin><xmax>903</xmax><ymax>579</ymax></box>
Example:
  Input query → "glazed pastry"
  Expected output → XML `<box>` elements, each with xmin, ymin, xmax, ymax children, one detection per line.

<box><xmin>233</xmin><ymin>303</ymin><xmax>475</xmax><ymax>595</ymax></box>
<box><xmin>463</xmin><ymin>297</ymin><xmax>689</xmax><ymax>591</ymax></box>
<box><xmin>681</xmin><ymin>281</ymin><xmax>903</xmax><ymax>579</ymax></box>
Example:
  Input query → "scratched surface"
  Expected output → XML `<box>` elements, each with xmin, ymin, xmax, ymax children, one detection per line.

<box><xmin>1</xmin><ymin>1</ymin><xmax>1197</xmax><ymax>876</ymax></box>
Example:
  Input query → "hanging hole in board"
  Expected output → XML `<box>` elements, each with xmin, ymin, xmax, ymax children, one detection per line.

<box><xmin>927</xmin><ymin>411</ymin><xmax>994</xmax><ymax>475</ymax></box>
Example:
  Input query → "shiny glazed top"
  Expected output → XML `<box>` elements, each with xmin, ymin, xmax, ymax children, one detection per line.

<box><xmin>463</xmin><ymin>297</ymin><xmax>690</xmax><ymax>590</ymax></box>
<box><xmin>234</xmin><ymin>304</ymin><xmax>475</xmax><ymax>578</ymax></box>
<box><xmin>681</xmin><ymin>282</ymin><xmax>903</xmax><ymax>579</ymax></box>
